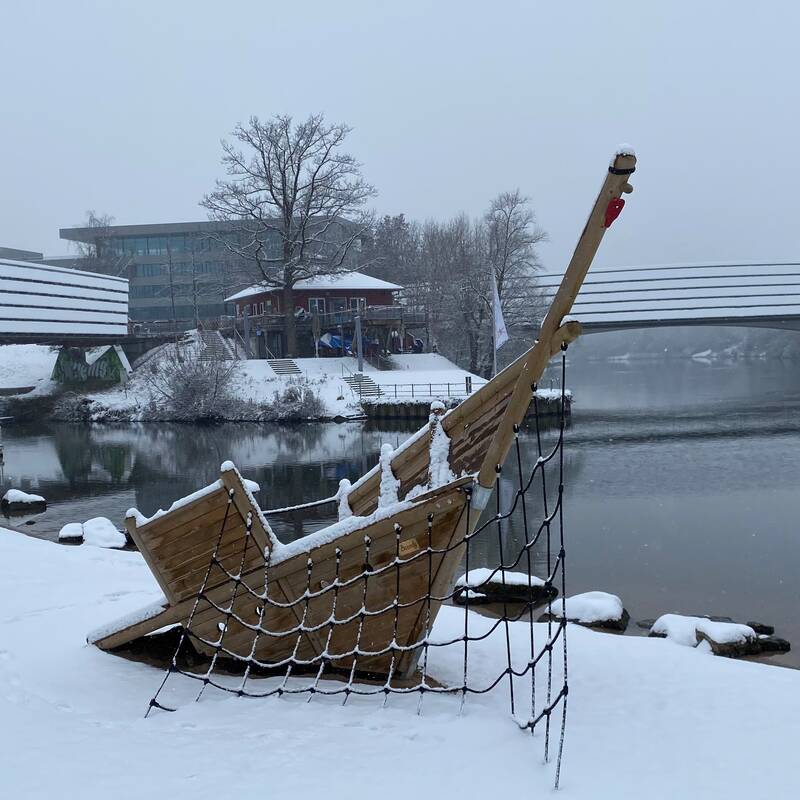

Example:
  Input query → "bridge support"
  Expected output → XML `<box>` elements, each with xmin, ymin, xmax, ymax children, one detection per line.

<box><xmin>51</xmin><ymin>346</ymin><xmax>132</xmax><ymax>386</ymax></box>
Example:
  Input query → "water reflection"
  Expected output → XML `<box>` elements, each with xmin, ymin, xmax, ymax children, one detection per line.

<box><xmin>0</xmin><ymin>422</ymin><xmax>417</xmax><ymax>540</ymax></box>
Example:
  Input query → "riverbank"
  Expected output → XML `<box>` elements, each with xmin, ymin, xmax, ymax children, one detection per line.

<box><xmin>1</xmin><ymin>527</ymin><xmax>798</xmax><ymax>799</ymax></box>
<box><xmin>0</xmin><ymin>344</ymin><xmax>492</xmax><ymax>423</ymax></box>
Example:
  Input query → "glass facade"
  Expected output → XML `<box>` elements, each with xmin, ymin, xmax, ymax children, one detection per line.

<box><xmin>102</xmin><ymin>232</ymin><xmax>236</xmax><ymax>258</ymax></box>
<box><xmin>78</xmin><ymin>223</ymin><xmax>363</xmax><ymax>323</ymax></box>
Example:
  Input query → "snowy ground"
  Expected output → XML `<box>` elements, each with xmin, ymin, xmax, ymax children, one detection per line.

<box><xmin>0</xmin><ymin>345</ymin><xmax>486</xmax><ymax>420</ymax></box>
<box><xmin>1</xmin><ymin>528</ymin><xmax>798</xmax><ymax>798</ymax></box>
<box><xmin>0</xmin><ymin>344</ymin><xmax>58</xmax><ymax>391</ymax></box>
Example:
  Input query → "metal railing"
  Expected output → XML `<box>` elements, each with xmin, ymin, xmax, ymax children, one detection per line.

<box><xmin>370</xmin><ymin>378</ymin><xmax>488</xmax><ymax>400</ymax></box>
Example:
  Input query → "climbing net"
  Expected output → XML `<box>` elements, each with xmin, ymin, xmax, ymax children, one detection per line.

<box><xmin>147</xmin><ymin>349</ymin><xmax>571</xmax><ymax>787</ymax></box>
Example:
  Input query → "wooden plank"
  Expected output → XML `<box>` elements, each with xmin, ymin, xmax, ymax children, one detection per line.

<box><xmin>220</xmin><ymin>469</ymin><xmax>272</xmax><ymax>554</ymax></box>
<box><xmin>91</xmin><ymin>603</ymin><xmax>180</xmax><ymax>651</ymax></box>
<box><xmin>475</xmin><ymin>154</ymin><xmax>635</xmax><ymax>498</ymax></box>
<box><xmin>125</xmin><ymin>516</ymin><xmax>185</xmax><ymax>606</ymax></box>
<box><xmin>129</xmin><ymin>486</ymin><xmax>229</xmax><ymax>540</ymax></box>
<box><xmin>127</xmin><ymin>487</ymin><xmax>248</xmax><ymax>606</ymax></box>
<box><xmin>135</xmin><ymin>509</ymin><xmax>241</xmax><ymax>574</ymax></box>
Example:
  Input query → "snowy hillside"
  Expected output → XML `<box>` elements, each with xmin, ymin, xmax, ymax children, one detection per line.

<box><xmin>0</xmin><ymin>344</ymin><xmax>58</xmax><ymax>391</ymax></box>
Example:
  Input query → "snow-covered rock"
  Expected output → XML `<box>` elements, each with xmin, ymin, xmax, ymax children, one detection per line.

<box><xmin>454</xmin><ymin>567</ymin><xmax>555</xmax><ymax>605</ymax></box>
<box><xmin>539</xmin><ymin>591</ymin><xmax>629</xmax><ymax>631</ymax></box>
<box><xmin>58</xmin><ymin>522</ymin><xmax>84</xmax><ymax>543</ymax></box>
<box><xmin>82</xmin><ymin>517</ymin><xmax>127</xmax><ymax>549</ymax></box>
<box><xmin>651</xmin><ymin>614</ymin><xmax>757</xmax><ymax>653</ymax></box>
<box><xmin>695</xmin><ymin>625</ymin><xmax>760</xmax><ymax>657</ymax></box>
<box><xmin>2</xmin><ymin>489</ymin><xmax>46</xmax><ymax>509</ymax></box>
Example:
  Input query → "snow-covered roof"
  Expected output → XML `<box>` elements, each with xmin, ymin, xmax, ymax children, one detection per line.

<box><xmin>224</xmin><ymin>272</ymin><xmax>402</xmax><ymax>303</ymax></box>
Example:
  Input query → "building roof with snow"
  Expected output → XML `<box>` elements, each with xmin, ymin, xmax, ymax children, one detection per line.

<box><xmin>224</xmin><ymin>272</ymin><xmax>402</xmax><ymax>303</ymax></box>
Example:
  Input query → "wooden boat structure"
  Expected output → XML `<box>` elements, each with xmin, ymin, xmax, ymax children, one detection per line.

<box><xmin>90</xmin><ymin>150</ymin><xmax>637</xmax><ymax>686</ymax></box>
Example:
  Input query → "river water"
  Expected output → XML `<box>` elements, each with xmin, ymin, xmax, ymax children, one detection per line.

<box><xmin>2</xmin><ymin>357</ymin><xmax>798</xmax><ymax>666</ymax></box>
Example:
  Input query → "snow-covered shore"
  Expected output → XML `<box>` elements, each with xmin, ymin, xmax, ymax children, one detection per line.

<box><xmin>0</xmin><ymin>528</ymin><xmax>797</xmax><ymax>799</ymax></box>
<box><xmin>0</xmin><ymin>345</ymin><xmax>490</xmax><ymax>423</ymax></box>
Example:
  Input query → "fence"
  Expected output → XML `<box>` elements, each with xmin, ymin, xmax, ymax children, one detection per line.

<box><xmin>370</xmin><ymin>378</ymin><xmax>489</xmax><ymax>400</ymax></box>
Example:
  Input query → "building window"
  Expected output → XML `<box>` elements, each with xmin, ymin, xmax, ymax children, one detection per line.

<box><xmin>130</xmin><ymin>284</ymin><xmax>163</xmax><ymax>299</ymax></box>
<box><xmin>349</xmin><ymin>297</ymin><xmax>367</xmax><ymax>312</ymax></box>
<box><xmin>123</xmin><ymin>237</ymin><xmax>149</xmax><ymax>256</ymax></box>
<box><xmin>309</xmin><ymin>297</ymin><xmax>326</xmax><ymax>314</ymax></box>
<box><xmin>139</xmin><ymin>263</ymin><xmax>163</xmax><ymax>277</ymax></box>
<box><xmin>147</xmin><ymin>236</ymin><xmax>168</xmax><ymax>256</ymax></box>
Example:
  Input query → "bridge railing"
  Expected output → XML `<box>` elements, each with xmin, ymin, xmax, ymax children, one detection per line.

<box><xmin>534</xmin><ymin>262</ymin><xmax>800</xmax><ymax>329</ymax></box>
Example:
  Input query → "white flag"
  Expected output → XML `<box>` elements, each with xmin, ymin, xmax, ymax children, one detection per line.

<box><xmin>492</xmin><ymin>272</ymin><xmax>509</xmax><ymax>350</ymax></box>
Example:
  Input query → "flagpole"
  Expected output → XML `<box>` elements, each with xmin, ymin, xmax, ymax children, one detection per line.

<box><xmin>491</xmin><ymin>266</ymin><xmax>497</xmax><ymax>378</ymax></box>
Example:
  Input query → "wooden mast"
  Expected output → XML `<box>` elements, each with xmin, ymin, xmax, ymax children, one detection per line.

<box><xmin>468</xmin><ymin>150</ymin><xmax>636</xmax><ymax>523</ymax></box>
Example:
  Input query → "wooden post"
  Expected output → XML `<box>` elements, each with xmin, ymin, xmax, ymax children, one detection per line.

<box><xmin>469</xmin><ymin>151</ymin><xmax>636</xmax><ymax>522</ymax></box>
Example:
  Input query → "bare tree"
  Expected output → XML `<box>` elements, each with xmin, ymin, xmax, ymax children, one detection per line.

<box><xmin>71</xmin><ymin>211</ymin><xmax>132</xmax><ymax>278</ymax></box>
<box><xmin>410</xmin><ymin>192</ymin><xmax>546</xmax><ymax>376</ymax></box>
<box><xmin>486</xmin><ymin>190</ymin><xmax>546</xmax><ymax>323</ymax></box>
<box><xmin>201</xmin><ymin>113</ymin><xmax>376</xmax><ymax>356</ymax></box>
<box><xmin>364</xmin><ymin>214</ymin><xmax>421</xmax><ymax>284</ymax></box>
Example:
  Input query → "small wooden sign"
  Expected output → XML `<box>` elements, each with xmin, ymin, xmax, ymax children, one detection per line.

<box><xmin>399</xmin><ymin>538</ymin><xmax>420</xmax><ymax>557</ymax></box>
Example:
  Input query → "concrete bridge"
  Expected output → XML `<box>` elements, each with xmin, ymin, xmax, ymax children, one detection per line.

<box><xmin>535</xmin><ymin>262</ymin><xmax>800</xmax><ymax>333</ymax></box>
<box><xmin>0</xmin><ymin>257</ymin><xmax>130</xmax><ymax>346</ymax></box>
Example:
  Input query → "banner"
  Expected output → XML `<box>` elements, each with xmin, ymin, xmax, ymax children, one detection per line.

<box><xmin>492</xmin><ymin>272</ymin><xmax>509</xmax><ymax>350</ymax></box>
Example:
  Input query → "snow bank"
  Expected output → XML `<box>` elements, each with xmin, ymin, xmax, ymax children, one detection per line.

<box><xmin>1</xmin><ymin>530</ymin><xmax>800</xmax><ymax>799</ymax></box>
<box><xmin>652</xmin><ymin>614</ymin><xmax>757</xmax><ymax>648</ymax></box>
<box><xmin>2</xmin><ymin>488</ymin><xmax>45</xmax><ymax>505</ymax></box>
<box><xmin>82</xmin><ymin>517</ymin><xmax>127</xmax><ymax>549</ymax></box>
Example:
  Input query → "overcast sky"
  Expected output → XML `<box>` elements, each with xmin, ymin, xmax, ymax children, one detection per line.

<box><xmin>2</xmin><ymin>0</ymin><xmax>798</xmax><ymax>272</ymax></box>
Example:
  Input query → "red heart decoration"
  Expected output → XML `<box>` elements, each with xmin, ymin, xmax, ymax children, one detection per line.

<box><xmin>604</xmin><ymin>197</ymin><xmax>625</xmax><ymax>228</ymax></box>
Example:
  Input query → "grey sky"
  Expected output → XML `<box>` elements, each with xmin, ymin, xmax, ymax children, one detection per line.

<box><xmin>2</xmin><ymin>1</ymin><xmax>798</xmax><ymax>272</ymax></box>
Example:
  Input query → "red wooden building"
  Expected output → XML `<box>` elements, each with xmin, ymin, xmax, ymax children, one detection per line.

<box><xmin>225</xmin><ymin>272</ymin><xmax>401</xmax><ymax>317</ymax></box>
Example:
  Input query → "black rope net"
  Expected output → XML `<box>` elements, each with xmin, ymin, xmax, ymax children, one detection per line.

<box><xmin>146</xmin><ymin>349</ymin><xmax>571</xmax><ymax>788</ymax></box>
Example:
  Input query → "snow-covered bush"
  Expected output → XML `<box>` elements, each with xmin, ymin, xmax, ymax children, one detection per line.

<box><xmin>141</xmin><ymin>347</ymin><xmax>248</xmax><ymax>422</ymax></box>
<box><xmin>262</xmin><ymin>381</ymin><xmax>325</xmax><ymax>421</ymax></box>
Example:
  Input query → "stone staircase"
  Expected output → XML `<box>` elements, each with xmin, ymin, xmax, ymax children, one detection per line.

<box><xmin>343</xmin><ymin>373</ymin><xmax>383</xmax><ymax>398</ymax></box>
<box><xmin>267</xmin><ymin>358</ymin><xmax>302</xmax><ymax>376</ymax></box>
<box><xmin>199</xmin><ymin>330</ymin><xmax>235</xmax><ymax>361</ymax></box>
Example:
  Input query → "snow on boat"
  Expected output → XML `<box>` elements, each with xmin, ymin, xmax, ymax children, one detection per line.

<box><xmin>90</xmin><ymin>150</ymin><xmax>637</xmax><ymax>685</ymax></box>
